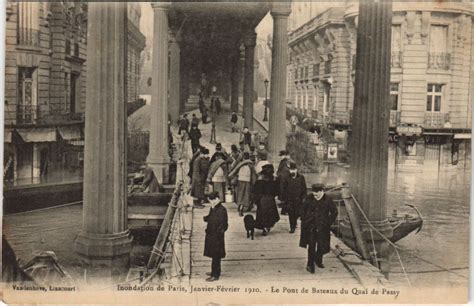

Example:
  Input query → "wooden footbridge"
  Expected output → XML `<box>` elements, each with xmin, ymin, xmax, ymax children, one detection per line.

<box><xmin>148</xmin><ymin>108</ymin><xmax>386</xmax><ymax>289</ymax></box>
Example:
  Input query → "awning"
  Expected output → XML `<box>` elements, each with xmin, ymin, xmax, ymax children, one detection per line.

<box><xmin>4</xmin><ymin>129</ymin><xmax>12</xmax><ymax>143</ymax></box>
<box><xmin>58</xmin><ymin>126</ymin><xmax>82</xmax><ymax>141</ymax></box>
<box><xmin>16</xmin><ymin>127</ymin><xmax>57</xmax><ymax>142</ymax></box>
<box><xmin>423</xmin><ymin>132</ymin><xmax>453</xmax><ymax>136</ymax></box>
<box><xmin>454</xmin><ymin>133</ymin><xmax>471</xmax><ymax>139</ymax></box>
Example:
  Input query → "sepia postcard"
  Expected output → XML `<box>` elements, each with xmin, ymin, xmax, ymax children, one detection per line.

<box><xmin>1</xmin><ymin>0</ymin><xmax>471</xmax><ymax>304</ymax></box>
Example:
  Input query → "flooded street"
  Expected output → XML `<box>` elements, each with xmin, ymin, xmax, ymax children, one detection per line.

<box><xmin>308</xmin><ymin>165</ymin><xmax>470</xmax><ymax>287</ymax></box>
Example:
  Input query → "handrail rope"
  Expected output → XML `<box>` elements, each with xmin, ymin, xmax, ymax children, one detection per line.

<box><xmin>143</xmin><ymin>132</ymin><xmax>190</xmax><ymax>285</ymax></box>
<box><xmin>369</xmin><ymin>228</ymin><xmax>379</xmax><ymax>268</ymax></box>
<box><xmin>350</xmin><ymin>193</ymin><xmax>402</xmax><ymax>250</ymax></box>
<box><xmin>171</xmin><ymin>242</ymin><xmax>185</xmax><ymax>274</ymax></box>
<box><xmin>141</xmin><ymin>204</ymin><xmax>181</xmax><ymax>286</ymax></box>
<box><xmin>395</xmin><ymin>247</ymin><xmax>412</xmax><ymax>287</ymax></box>
<box><xmin>351</xmin><ymin>192</ymin><xmax>412</xmax><ymax>286</ymax></box>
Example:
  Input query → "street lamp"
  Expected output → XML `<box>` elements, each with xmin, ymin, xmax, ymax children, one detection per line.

<box><xmin>263</xmin><ymin>79</ymin><xmax>269</xmax><ymax>122</ymax></box>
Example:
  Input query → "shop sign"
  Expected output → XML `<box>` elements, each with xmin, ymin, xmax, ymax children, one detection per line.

<box><xmin>396</xmin><ymin>125</ymin><xmax>423</xmax><ymax>136</ymax></box>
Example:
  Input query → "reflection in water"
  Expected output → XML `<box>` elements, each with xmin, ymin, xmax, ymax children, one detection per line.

<box><xmin>307</xmin><ymin>165</ymin><xmax>470</xmax><ymax>287</ymax></box>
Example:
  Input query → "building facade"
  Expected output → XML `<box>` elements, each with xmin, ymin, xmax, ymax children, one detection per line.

<box><xmin>287</xmin><ymin>2</ymin><xmax>473</xmax><ymax>170</ymax></box>
<box><xmin>4</xmin><ymin>2</ymin><xmax>146</xmax><ymax>184</ymax></box>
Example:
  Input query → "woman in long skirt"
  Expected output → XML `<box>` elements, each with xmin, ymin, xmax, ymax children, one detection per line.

<box><xmin>254</xmin><ymin>164</ymin><xmax>280</xmax><ymax>235</ymax></box>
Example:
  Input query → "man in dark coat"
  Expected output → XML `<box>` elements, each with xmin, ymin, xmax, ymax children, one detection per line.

<box><xmin>242</xmin><ymin>127</ymin><xmax>252</xmax><ymax>147</ymax></box>
<box><xmin>191</xmin><ymin>148</ymin><xmax>210</xmax><ymax>208</ymax></box>
<box><xmin>178</xmin><ymin>114</ymin><xmax>190</xmax><ymax>135</ymax></box>
<box><xmin>203</xmin><ymin>191</ymin><xmax>228</xmax><ymax>281</ymax></box>
<box><xmin>281</xmin><ymin>162</ymin><xmax>307</xmax><ymax>233</ymax></box>
<box><xmin>189</xmin><ymin>124</ymin><xmax>202</xmax><ymax>153</ymax></box>
<box><xmin>230</xmin><ymin>112</ymin><xmax>238</xmax><ymax>132</ymax></box>
<box><xmin>210</xmin><ymin>143</ymin><xmax>229</xmax><ymax>164</ymax></box>
<box><xmin>191</xmin><ymin>113</ymin><xmax>200</xmax><ymax>127</ymax></box>
<box><xmin>276</xmin><ymin>150</ymin><xmax>291</xmax><ymax>215</ymax></box>
<box><xmin>299</xmin><ymin>184</ymin><xmax>338</xmax><ymax>273</ymax></box>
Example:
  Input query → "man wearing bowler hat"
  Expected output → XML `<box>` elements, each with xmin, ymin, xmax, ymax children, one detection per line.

<box><xmin>281</xmin><ymin>162</ymin><xmax>307</xmax><ymax>233</ymax></box>
<box><xmin>299</xmin><ymin>183</ymin><xmax>338</xmax><ymax>273</ymax></box>
<box><xmin>203</xmin><ymin>192</ymin><xmax>228</xmax><ymax>281</ymax></box>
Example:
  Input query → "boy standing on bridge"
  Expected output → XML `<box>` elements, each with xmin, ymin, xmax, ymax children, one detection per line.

<box><xmin>203</xmin><ymin>192</ymin><xmax>228</xmax><ymax>282</ymax></box>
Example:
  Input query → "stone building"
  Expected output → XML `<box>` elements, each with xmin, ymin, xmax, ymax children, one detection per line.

<box><xmin>3</xmin><ymin>2</ymin><xmax>146</xmax><ymax>184</ymax></box>
<box><xmin>287</xmin><ymin>2</ymin><xmax>472</xmax><ymax>170</ymax></box>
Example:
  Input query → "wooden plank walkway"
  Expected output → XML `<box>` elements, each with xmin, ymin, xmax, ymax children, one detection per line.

<box><xmin>177</xmin><ymin>104</ymin><xmax>373</xmax><ymax>288</ymax></box>
<box><xmin>189</xmin><ymin>201</ymin><xmax>362</xmax><ymax>287</ymax></box>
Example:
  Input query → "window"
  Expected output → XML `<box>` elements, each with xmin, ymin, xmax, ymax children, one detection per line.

<box><xmin>324</xmin><ymin>58</ymin><xmax>332</xmax><ymax>75</ymax></box>
<box><xmin>390</xmin><ymin>83</ymin><xmax>399</xmax><ymax>111</ymax></box>
<box><xmin>313</xmin><ymin>63</ymin><xmax>320</xmax><ymax>76</ymax></box>
<box><xmin>430</xmin><ymin>25</ymin><xmax>448</xmax><ymax>53</ymax></box>
<box><xmin>391</xmin><ymin>25</ymin><xmax>402</xmax><ymax>68</ymax></box>
<box><xmin>64</xmin><ymin>73</ymin><xmax>70</xmax><ymax>112</ymax></box>
<box><xmin>429</xmin><ymin>25</ymin><xmax>450</xmax><ymax>69</ymax></box>
<box><xmin>323</xmin><ymin>83</ymin><xmax>331</xmax><ymax>114</ymax></box>
<box><xmin>300</xmin><ymin>67</ymin><xmax>304</xmax><ymax>79</ymax></box>
<box><xmin>65</xmin><ymin>39</ymin><xmax>71</xmax><ymax>56</ymax></box>
<box><xmin>294</xmin><ymin>88</ymin><xmax>299</xmax><ymax>108</ymax></box>
<box><xmin>17</xmin><ymin>2</ymin><xmax>40</xmax><ymax>46</ymax></box>
<box><xmin>312</xmin><ymin>86</ymin><xmax>318</xmax><ymax>110</ymax></box>
<box><xmin>391</xmin><ymin>25</ymin><xmax>401</xmax><ymax>52</ymax></box>
<box><xmin>17</xmin><ymin>67</ymin><xmax>38</xmax><ymax>124</ymax></box>
<box><xmin>294</xmin><ymin>69</ymin><xmax>298</xmax><ymax>79</ymax></box>
<box><xmin>70</xmin><ymin>73</ymin><xmax>80</xmax><ymax>113</ymax></box>
<box><xmin>304</xmin><ymin>66</ymin><xmax>309</xmax><ymax>78</ymax></box>
<box><xmin>426</xmin><ymin>84</ymin><xmax>443</xmax><ymax>112</ymax></box>
<box><xmin>74</xmin><ymin>43</ymin><xmax>80</xmax><ymax>57</ymax></box>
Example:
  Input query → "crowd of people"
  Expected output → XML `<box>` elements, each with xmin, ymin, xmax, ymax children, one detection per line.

<box><xmin>197</xmin><ymin>142</ymin><xmax>339</xmax><ymax>281</ymax></box>
<box><xmin>173</xmin><ymin>101</ymin><xmax>338</xmax><ymax>282</ymax></box>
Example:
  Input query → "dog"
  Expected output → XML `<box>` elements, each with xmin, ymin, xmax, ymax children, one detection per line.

<box><xmin>243</xmin><ymin>214</ymin><xmax>255</xmax><ymax>240</ymax></box>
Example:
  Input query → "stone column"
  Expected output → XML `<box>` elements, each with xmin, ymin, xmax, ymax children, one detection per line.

<box><xmin>243</xmin><ymin>30</ymin><xmax>256</xmax><ymax>130</ymax></box>
<box><xmin>230</xmin><ymin>47</ymin><xmax>240</xmax><ymax>113</ymax></box>
<box><xmin>348</xmin><ymin>0</ymin><xmax>393</xmax><ymax>272</ymax></box>
<box><xmin>268</xmin><ymin>3</ymin><xmax>291</xmax><ymax>160</ymax></box>
<box><xmin>74</xmin><ymin>2</ymin><xmax>132</xmax><ymax>274</ymax></box>
<box><xmin>169</xmin><ymin>31</ymin><xmax>181</xmax><ymax>126</ymax></box>
<box><xmin>147</xmin><ymin>3</ymin><xmax>170</xmax><ymax>182</ymax></box>
<box><xmin>179</xmin><ymin>54</ymin><xmax>188</xmax><ymax>115</ymax></box>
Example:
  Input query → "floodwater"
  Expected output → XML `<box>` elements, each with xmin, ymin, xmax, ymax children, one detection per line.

<box><xmin>307</xmin><ymin>166</ymin><xmax>470</xmax><ymax>287</ymax></box>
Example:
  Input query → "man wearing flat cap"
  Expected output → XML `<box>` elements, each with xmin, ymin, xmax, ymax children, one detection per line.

<box><xmin>281</xmin><ymin>162</ymin><xmax>307</xmax><ymax>233</ymax></box>
<box><xmin>299</xmin><ymin>183</ymin><xmax>338</xmax><ymax>273</ymax></box>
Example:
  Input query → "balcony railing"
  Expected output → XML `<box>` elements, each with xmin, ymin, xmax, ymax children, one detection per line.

<box><xmin>424</xmin><ymin>112</ymin><xmax>449</xmax><ymax>128</ymax></box>
<box><xmin>389</xmin><ymin>110</ymin><xmax>401</xmax><ymax>127</ymax></box>
<box><xmin>17</xmin><ymin>28</ymin><xmax>40</xmax><ymax>46</ymax></box>
<box><xmin>428</xmin><ymin>52</ymin><xmax>451</xmax><ymax>70</ymax></box>
<box><xmin>391</xmin><ymin>51</ymin><xmax>402</xmax><ymax>68</ymax></box>
<box><xmin>16</xmin><ymin>104</ymin><xmax>38</xmax><ymax>124</ymax></box>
